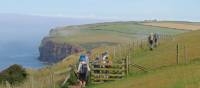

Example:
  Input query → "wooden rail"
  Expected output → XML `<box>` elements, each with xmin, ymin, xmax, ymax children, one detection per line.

<box><xmin>90</xmin><ymin>57</ymin><xmax>129</xmax><ymax>84</ymax></box>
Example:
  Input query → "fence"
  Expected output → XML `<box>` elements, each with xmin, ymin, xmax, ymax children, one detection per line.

<box><xmin>90</xmin><ymin>57</ymin><xmax>129</xmax><ymax>84</ymax></box>
<box><xmin>0</xmin><ymin>34</ymin><xmax>179</xmax><ymax>87</ymax></box>
<box><xmin>175</xmin><ymin>43</ymin><xmax>200</xmax><ymax>65</ymax></box>
<box><xmin>89</xmin><ymin>33</ymin><xmax>175</xmax><ymax>84</ymax></box>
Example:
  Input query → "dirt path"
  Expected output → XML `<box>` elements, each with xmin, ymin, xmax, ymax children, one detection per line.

<box><xmin>68</xmin><ymin>84</ymin><xmax>82</xmax><ymax>88</ymax></box>
<box><xmin>69</xmin><ymin>85</ymin><xmax>81</xmax><ymax>88</ymax></box>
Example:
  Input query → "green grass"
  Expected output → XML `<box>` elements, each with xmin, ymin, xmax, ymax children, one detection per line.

<box><xmin>89</xmin><ymin>61</ymin><xmax>200</xmax><ymax>88</ymax></box>
<box><xmin>88</xmin><ymin>30</ymin><xmax>200</xmax><ymax>88</ymax></box>
<box><xmin>0</xmin><ymin>21</ymin><xmax>194</xmax><ymax>88</ymax></box>
<box><xmin>47</xmin><ymin>21</ymin><xmax>186</xmax><ymax>50</ymax></box>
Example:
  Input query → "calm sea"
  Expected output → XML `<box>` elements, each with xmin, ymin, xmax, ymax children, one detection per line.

<box><xmin>0</xmin><ymin>14</ymin><xmax>106</xmax><ymax>70</ymax></box>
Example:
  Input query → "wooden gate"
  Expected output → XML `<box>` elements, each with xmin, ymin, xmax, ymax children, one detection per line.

<box><xmin>90</xmin><ymin>57</ymin><xmax>129</xmax><ymax>84</ymax></box>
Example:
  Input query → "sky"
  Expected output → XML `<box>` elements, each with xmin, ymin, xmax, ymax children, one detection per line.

<box><xmin>0</xmin><ymin>0</ymin><xmax>200</xmax><ymax>21</ymax></box>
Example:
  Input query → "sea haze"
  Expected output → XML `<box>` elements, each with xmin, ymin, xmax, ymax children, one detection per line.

<box><xmin>0</xmin><ymin>13</ymin><xmax>105</xmax><ymax>70</ymax></box>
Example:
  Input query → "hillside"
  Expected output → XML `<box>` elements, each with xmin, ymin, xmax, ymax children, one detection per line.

<box><xmin>39</xmin><ymin>21</ymin><xmax>186</xmax><ymax>62</ymax></box>
<box><xmin>0</xmin><ymin>21</ymin><xmax>196</xmax><ymax>88</ymax></box>
<box><xmin>90</xmin><ymin>30</ymin><xmax>200</xmax><ymax>88</ymax></box>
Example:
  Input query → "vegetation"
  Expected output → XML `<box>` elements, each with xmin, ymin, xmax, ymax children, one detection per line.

<box><xmin>0</xmin><ymin>64</ymin><xmax>28</xmax><ymax>85</ymax></box>
<box><xmin>48</xmin><ymin>21</ymin><xmax>186</xmax><ymax>50</ymax></box>
<box><xmin>142</xmin><ymin>21</ymin><xmax>200</xmax><ymax>30</ymax></box>
<box><xmin>88</xmin><ymin>30</ymin><xmax>200</xmax><ymax>88</ymax></box>
<box><xmin>1</xmin><ymin>21</ymin><xmax>199</xmax><ymax>88</ymax></box>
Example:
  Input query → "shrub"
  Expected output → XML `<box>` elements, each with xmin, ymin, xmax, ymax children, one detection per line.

<box><xmin>67</xmin><ymin>68</ymin><xmax>79</xmax><ymax>85</ymax></box>
<box><xmin>61</xmin><ymin>66</ymin><xmax>79</xmax><ymax>88</ymax></box>
<box><xmin>0</xmin><ymin>64</ymin><xmax>28</xmax><ymax>85</ymax></box>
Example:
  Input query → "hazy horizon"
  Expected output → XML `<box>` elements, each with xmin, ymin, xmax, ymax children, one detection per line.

<box><xmin>0</xmin><ymin>13</ymin><xmax>106</xmax><ymax>70</ymax></box>
<box><xmin>0</xmin><ymin>0</ymin><xmax>200</xmax><ymax>21</ymax></box>
<box><xmin>0</xmin><ymin>0</ymin><xmax>200</xmax><ymax>70</ymax></box>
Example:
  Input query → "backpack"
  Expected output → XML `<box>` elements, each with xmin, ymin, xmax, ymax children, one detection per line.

<box><xmin>79</xmin><ymin>55</ymin><xmax>86</xmax><ymax>62</ymax></box>
<box><xmin>149</xmin><ymin>35</ymin><xmax>154</xmax><ymax>41</ymax></box>
<box><xmin>79</xmin><ymin>64</ymin><xmax>88</xmax><ymax>74</ymax></box>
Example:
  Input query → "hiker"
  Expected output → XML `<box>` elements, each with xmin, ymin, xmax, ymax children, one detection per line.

<box><xmin>102</xmin><ymin>51</ymin><xmax>112</xmax><ymax>79</ymax></box>
<box><xmin>148</xmin><ymin>33</ymin><xmax>154</xmax><ymax>51</ymax></box>
<box><xmin>93</xmin><ymin>56</ymin><xmax>101</xmax><ymax>78</ymax></box>
<box><xmin>85</xmin><ymin>51</ymin><xmax>92</xmax><ymax>83</ymax></box>
<box><xmin>103</xmin><ymin>51</ymin><xmax>112</xmax><ymax>67</ymax></box>
<box><xmin>85</xmin><ymin>51</ymin><xmax>91</xmax><ymax>64</ymax></box>
<box><xmin>154</xmin><ymin>33</ymin><xmax>159</xmax><ymax>47</ymax></box>
<box><xmin>77</xmin><ymin>54</ymin><xmax>90</xmax><ymax>88</ymax></box>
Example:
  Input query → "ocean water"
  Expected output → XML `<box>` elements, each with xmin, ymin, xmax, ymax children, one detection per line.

<box><xmin>0</xmin><ymin>27</ymin><xmax>49</xmax><ymax>70</ymax></box>
<box><xmin>0</xmin><ymin>14</ymin><xmax>103</xmax><ymax>70</ymax></box>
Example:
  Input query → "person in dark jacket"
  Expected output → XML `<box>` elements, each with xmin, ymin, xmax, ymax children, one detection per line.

<box><xmin>77</xmin><ymin>55</ymin><xmax>90</xmax><ymax>88</ymax></box>
<box><xmin>148</xmin><ymin>33</ymin><xmax>154</xmax><ymax>51</ymax></box>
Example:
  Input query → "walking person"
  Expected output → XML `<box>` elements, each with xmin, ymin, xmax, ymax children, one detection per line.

<box><xmin>93</xmin><ymin>56</ymin><xmax>101</xmax><ymax>79</ymax></box>
<box><xmin>102</xmin><ymin>51</ymin><xmax>111</xmax><ymax>79</ymax></box>
<box><xmin>148</xmin><ymin>33</ymin><xmax>154</xmax><ymax>51</ymax></box>
<box><xmin>154</xmin><ymin>33</ymin><xmax>159</xmax><ymax>47</ymax></box>
<box><xmin>85</xmin><ymin>51</ymin><xmax>91</xmax><ymax>84</ymax></box>
<box><xmin>85</xmin><ymin>51</ymin><xmax>91</xmax><ymax>64</ymax></box>
<box><xmin>77</xmin><ymin>54</ymin><xmax>90</xmax><ymax>88</ymax></box>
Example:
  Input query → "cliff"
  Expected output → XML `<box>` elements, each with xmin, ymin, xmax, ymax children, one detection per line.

<box><xmin>38</xmin><ymin>22</ymin><xmax>185</xmax><ymax>63</ymax></box>
<box><xmin>38</xmin><ymin>37</ymin><xmax>82</xmax><ymax>63</ymax></box>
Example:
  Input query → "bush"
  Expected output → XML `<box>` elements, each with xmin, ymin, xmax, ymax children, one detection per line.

<box><xmin>0</xmin><ymin>64</ymin><xmax>28</xmax><ymax>85</ymax></box>
<box><xmin>60</xmin><ymin>68</ymin><xmax>79</xmax><ymax>88</ymax></box>
<box><xmin>67</xmin><ymin>68</ymin><xmax>79</xmax><ymax>85</ymax></box>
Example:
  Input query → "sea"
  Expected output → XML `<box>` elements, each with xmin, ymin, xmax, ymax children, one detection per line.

<box><xmin>0</xmin><ymin>14</ymin><xmax>104</xmax><ymax>70</ymax></box>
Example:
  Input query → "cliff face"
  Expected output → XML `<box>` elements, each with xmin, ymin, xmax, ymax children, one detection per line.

<box><xmin>38</xmin><ymin>37</ymin><xmax>82</xmax><ymax>63</ymax></box>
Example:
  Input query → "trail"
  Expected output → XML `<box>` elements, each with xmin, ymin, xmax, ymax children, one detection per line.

<box><xmin>68</xmin><ymin>84</ymin><xmax>81</xmax><ymax>88</ymax></box>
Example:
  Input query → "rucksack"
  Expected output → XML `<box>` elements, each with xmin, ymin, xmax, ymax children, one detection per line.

<box><xmin>79</xmin><ymin>55</ymin><xmax>86</xmax><ymax>62</ymax></box>
<box><xmin>149</xmin><ymin>35</ymin><xmax>154</xmax><ymax>41</ymax></box>
<box><xmin>79</xmin><ymin>64</ymin><xmax>88</xmax><ymax>74</ymax></box>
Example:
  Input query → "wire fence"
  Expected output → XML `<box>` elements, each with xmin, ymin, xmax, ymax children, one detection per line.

<box><xmin>88</xmin><ymin>34</ymin><xmax>177</xmax><ymax>84</ymax></box>
<box><xmin>2</xmin><ymin>33</ymin><xmax>198</xmax><ymax>87</ymax></box>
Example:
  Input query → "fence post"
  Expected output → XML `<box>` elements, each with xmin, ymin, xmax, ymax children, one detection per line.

<box><xmin>30</xmin><ymin>76</ymin><xmax>34</xmax><ymax>88</ymax></box>
<box><xmin>118</xmin><ymin>45</ymin><xmax>121</xmax><ymax>59</ymax></box>
<box><xmin>114</xmin><ymin>47</ymin><xmax>116</xmax><ymax>59</ymax></box>
<box><xmin>132</xmin><ymin>42</ymin><xmax>135</xmax><ymax>64</ymax></box>
<box><xmin>184</xmin><ymin>45</ymin><xmax>187</xmax><ymax>64</ymax></box>
<box><xmin>176</xmin><ymin>44</ymin><xmax>179</xmax><ymax>64</ymax></box>
<box><xmin>122</xmin><ymin>58</ymin><xmax>125</xmax><ymax>76</ymax></box>
<box><xmin>5</xmin><ymin>81</ymin><xmax>11</xmax><ymax>88</ymax></box>
<box><xmin>126</xmin><ymin>56</ymin><xmax>129</xmax><ymax>76</ymax></box>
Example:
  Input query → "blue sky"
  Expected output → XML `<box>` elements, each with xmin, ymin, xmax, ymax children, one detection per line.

<box><xmin>0</xmin><ymin>0</ymin><xmax>200</xmax><ymax>21</ymax></box>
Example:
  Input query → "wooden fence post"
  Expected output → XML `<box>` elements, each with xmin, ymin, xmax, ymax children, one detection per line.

<box><xmin>176</xmin><ymin>44</ymin><xmax>179</xmax><ymax>64</ymax></box>
<box><xmin>5</xmin><ymin>81</ymin><xmax>11</xmax><ymax>88</ymax></box>
<box><xmin>126</xmin><ymin>56</ymin><xmax>129</xmax><ymax>76</ymax></box>
<box><xmin>30</xmin><ymin>76</ymin><xmax>34</xmax><ymax>88</ymax></box>
<box><xmin>114</xmin><ymin>47</ymin><xmax>116</xmax><ymax>59</ymax></box>
<box><xmin>184</xmin><ymin>45</ymin><xmax>187</xmax><ymax>64</ymax></box>
<box><xmin>122</xmin><ymin>58</ymin><xmax>125</xmax><ymax>76</ymax></box>
<box><xmin>131</xmin><ymin>41</ymin><xmax>135</xmax><ymax>64</ymax></box>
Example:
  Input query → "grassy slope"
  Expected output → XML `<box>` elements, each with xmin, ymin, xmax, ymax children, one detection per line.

<box><xmin>48</xmin><ymin>22</ymin><xmax>185</xmax><ymax>50</ymax></box>
<box><xmin>91</xmin><ymin>62</ymin><xmax>200</xmax><ymax>88</ymax></box>
<box><xmin>90</xmin><ymin>30</ymin><xmax>200</xmax><ymax>88</ymax></box>
<box><xmin>29</xmin><ymin>21</ymin><xmax>186</xmax><ymax>88</ymax></box>
<box><xmin>0</xmin><ymin>21</ymin><xmax>189</xmax><ymax>88</ymax></box>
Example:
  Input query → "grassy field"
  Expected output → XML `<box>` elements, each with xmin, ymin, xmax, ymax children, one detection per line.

<box><xmin>88</xmin><ymin>30</ymin><xmax>200</xmax><ymax>88</ymax></box>
<box><xmin>89</xmin><ymin>61</ymin><xmax>200</xmax><ymax>88</ymax></box>
<box><xmin>142</xmin><ymin>21</ymin><xmax>200</xmax><ymax>31</ymax></box>
<box><xmin>48</xmin><ymin>21</ymin><xmax>185</xmax><ymax>50</ymax></box>
<box><xmin>0</xmin><ymin>21</ymin><xmax>195</xmax><ymax>88</ymax></box>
